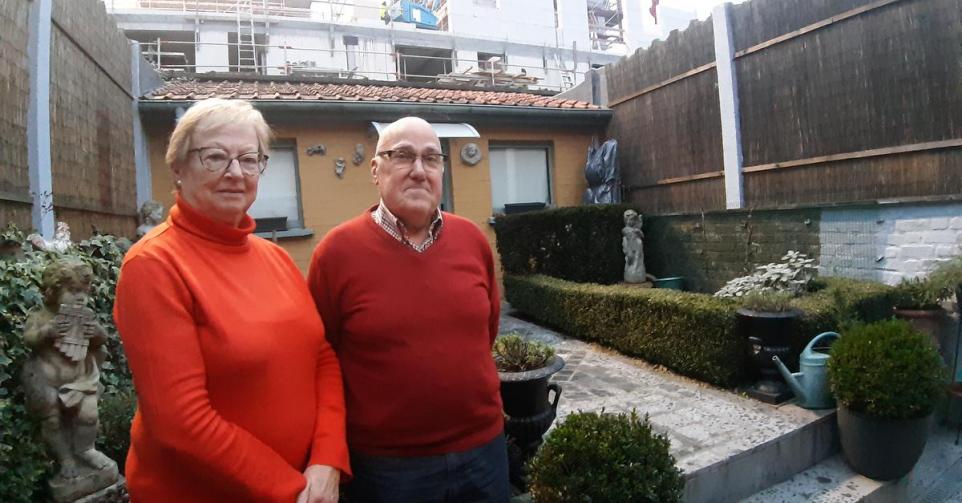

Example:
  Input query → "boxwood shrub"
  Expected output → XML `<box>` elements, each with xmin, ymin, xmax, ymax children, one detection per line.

<box><xmin>494</xmin><ymin>204</ymin><xmax>638</xmax><ymax>284</ymax></box>
<box><xmin>528</xmin><ymin>410</ymin><xmax>684</xmax><ymax>503</ymax></box>
<box><xmin>505</xmin><ymin>274</ymin><xmax>893</xmax><ymax>388</ymax></box>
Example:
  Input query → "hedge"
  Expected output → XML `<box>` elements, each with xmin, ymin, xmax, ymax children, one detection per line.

<box><xmin>504</xmin><ymin>274</ymin><xmax>894</xmax><ymax>388</ymax></box>
<box><xmin>494</xmin><ymin>204</ymin><xmax>638</xmax><ymax>284</ymax></box>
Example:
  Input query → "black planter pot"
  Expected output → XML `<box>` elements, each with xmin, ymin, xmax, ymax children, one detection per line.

<box><xmin>499</xmin><ymin>355</ymin><xmax>565</xmax><ymax>420</ymax></box>
<box><xmin>838</xmin><ymin>405</ymin><xmax>931</xmax><ymax>481</ymax></box>
<box><xmin>737</xmin><ymin>308</ymin><xmax>801</xmax><ymax>404</ymax></box>
<box><xmin>499</xmin><ymin>355</ymin><xmax>564</xmax><ymax>490</ymax></box>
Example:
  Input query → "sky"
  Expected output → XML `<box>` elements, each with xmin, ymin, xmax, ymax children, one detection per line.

<box><xmin>659</xmin><ymin>0</ymin><xmax>749</xmax><ymax>20</ymax></box>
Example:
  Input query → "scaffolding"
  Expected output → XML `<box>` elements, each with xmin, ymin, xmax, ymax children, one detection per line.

<box><xmin>587</xmin><ymin>0</ymin><xmax>625</xmax><ymax>50</ymax></box>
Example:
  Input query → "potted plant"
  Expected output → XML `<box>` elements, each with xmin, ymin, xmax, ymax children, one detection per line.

<box><xmin>890</xmin><ymin>277</ymin><xmax>947</xmax><ymax>351</ymax></box>
<box><xmin>527</xmin><ymin>410</ymin><xmax>685</xmax><ymax>502</ymax></box>
<box><xmin>828</xmin><ymin>319</ymin><xmax>946</xmax><ymax>480</ymax></box>
<box><xmin>493</xmin><ymin>332</ymin><xmax>564</xmax><ymax>488</ymax></box>
<box><xmin>737</xmin><ymin>292</ymin><xmax>802</xmax><ymax>403</ymax></box>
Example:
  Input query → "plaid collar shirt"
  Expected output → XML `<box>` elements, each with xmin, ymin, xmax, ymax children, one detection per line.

<box><xmin>371</xmin><ymin>200</ymin><xmax>444</xmax><ymax>253</ymax></box>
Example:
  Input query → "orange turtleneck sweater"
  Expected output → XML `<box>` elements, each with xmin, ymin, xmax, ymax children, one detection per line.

<box><xmin>114</xmin><ymin>198</ymin><xmax>349</xmax><ymax>502</ymax></box>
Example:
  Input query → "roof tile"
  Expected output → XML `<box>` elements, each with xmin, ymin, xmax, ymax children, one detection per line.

<box><xmin>145</xmin><ymin>78</ymin><xmax>602</xmax><ymax>110</ymax></box>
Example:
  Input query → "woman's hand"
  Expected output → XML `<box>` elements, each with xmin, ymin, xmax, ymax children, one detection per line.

<box><xmin>301</xmin><ymin>464</ymin><xmax>340</xmax><ymax>503</ymax></box>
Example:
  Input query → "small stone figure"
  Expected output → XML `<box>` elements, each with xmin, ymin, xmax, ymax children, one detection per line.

<box><xmin>306</xmin><ymin>144</ymin><xmax>327</xmax><ymax>156</ymax></box>
<box><xmin>335</xmin><ymin>157</ymin><xmax>346</xmax><ymax>178</ymax></box>
<box><xmin>21</xmin><ymin>258</ymin><xmax>121</xmax><ymax>502</ymax></box>
<box><xmin>622</xmin><ymin>210</ymin><xmax>647</xmax><ymax>283</ymax></box>
<box><xmin>136</xmin><ymin>201</ymin><xmax>164</xmax><ymax>240</ymax></box>
<box><xmin>28</xmin><ymin>221</ymin><xmax>73</xmax><ymax>253</ymax></box>
<box><xmin>352</xmin><ymin>143</ymin><xmax>365</xmax><ymax>166</ymax></box>
<box><xmin>460</xmin><ymin>143</ymin><xmax>482</xmax><ymax>166</ymax></box>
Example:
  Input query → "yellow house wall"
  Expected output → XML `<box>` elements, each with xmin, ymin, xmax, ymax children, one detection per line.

<box><xmin>146</xmin><ymin>117</ymin><xmax>598</xmax><ymax>273</ymax></box>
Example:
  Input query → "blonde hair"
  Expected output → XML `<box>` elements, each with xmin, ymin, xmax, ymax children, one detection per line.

<box><xmin>165</xmin><ymin>99</ymin><xmax>273</xmax><ymax>166</ymax></box>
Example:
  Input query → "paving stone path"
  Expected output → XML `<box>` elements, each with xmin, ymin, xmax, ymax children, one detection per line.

<box><xmin>500</xmin><ymin>307</ymin><xmax>829</xmax><ymax>474</ymax></box>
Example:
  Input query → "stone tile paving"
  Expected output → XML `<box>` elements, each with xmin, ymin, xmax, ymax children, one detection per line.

<box><xmin>500</xmin><ymin>308</ymin><xmax>829</xmax><ymax>474</ymax></box>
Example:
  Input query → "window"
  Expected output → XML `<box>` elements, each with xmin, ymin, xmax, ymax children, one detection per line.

<box><xmin>249</xmin><ymin>145</ymin><xmax>303</xmax><ymax>231</ymax></box>
<box><xmin>489</xmin><ymin>145</ymin><xmax>551</xmax><ymax>214</ymax></box>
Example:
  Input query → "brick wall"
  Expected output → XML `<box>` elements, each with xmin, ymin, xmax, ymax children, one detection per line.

<box><xmin>0</xmin><ymin>0</ymin><xmax>31</xmax><ymax>229</ymax></box>
<box><xmin>643</xmin><ymin>201</ymin><xmax>962</xmax><ymax>293</ymax></box>
<box><xmin>820</xmin><ymin>203</ymin><xmax>962</xmax><ymax>284</ymax></box>
<box><xmin>644</xmin><ymin>208</ymin><xmax>821</xmax><ymax>293</ymax></box>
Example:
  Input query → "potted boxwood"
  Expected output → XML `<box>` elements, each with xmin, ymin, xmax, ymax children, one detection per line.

<box><xmin>890</xmin><ymin>277</ymin><xmax>947</xmax><ymax>352</ymax></box>
<box><xmin>828</xmin><ymin>319</ymin><xmax>946</xmax><ymax>480</ymax></box>
<box><xmin>493</xmin><ymin>333</ymin><xmax>564</xmax><ymax>487</ymax></box>
<box><xmin>737</xmin><ymin>292</ymin><xmax>802</xmax><ymax>403</ymax></box>
<box><xmin>527</xmin><ymin>410</ymin><xmax>685</xmax><ymax>503</ymax></box>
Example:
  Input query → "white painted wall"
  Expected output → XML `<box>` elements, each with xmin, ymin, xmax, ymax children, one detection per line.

<box><xmin>195</xmin><ymin>28</ymin><xmax>229</xmax><ymax>73</ymax></box>
<box><xmin>557</xmin><ymin>0</ymin><xmax>590</xmax><ymax>52</ymax></box>
<box><xmin>819</xmin><ymin>203</ymin><xmax>962</xmax><ymax>285</ymax></box>
<box><xmin>445</xmin><ymin>0</ymin><xmax>557</xmax><ymax>46</ymax></box>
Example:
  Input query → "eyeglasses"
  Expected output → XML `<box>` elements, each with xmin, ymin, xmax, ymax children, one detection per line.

<box><xmin>189</xmin><ymin>147</ymin><xmax>269</xmax><ymax>176</ymax></box>
<box><xmin>377</xmin><ymin>149</ymin><xmax>447</xmax><ymax>170</ymax></box>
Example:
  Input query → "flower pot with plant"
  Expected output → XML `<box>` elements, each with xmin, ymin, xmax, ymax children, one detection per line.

<box><xmin>828</xmin><ymin>319</ymin><xmax>946</xmax><ymax>480</ymax></box>
<box><xmin>737</xmin><ymin>292</ymin><xmax>802</xmax><ymax>404</ymax></box>
<box><xmin>492</xmin><ymin>332</ymin><xmax>564</xmax><ymax>488</ymax></box>
<box><xmin>527</xmin><ymin>410</ymin><xmax>685</xmax><ymax>503</ymax></box>
<box><xmin>890</xmin><ymin>277</ymin><xmax>948</xmax><ymax>352</ymax></box>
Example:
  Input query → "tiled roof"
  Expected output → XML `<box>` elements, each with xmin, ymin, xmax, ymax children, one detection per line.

<box><xmin>145</xmin><ymin>78</ymin><xmax>601</xmax><ymax>110</ymax></box>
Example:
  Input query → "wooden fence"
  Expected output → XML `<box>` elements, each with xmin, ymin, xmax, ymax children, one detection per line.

<box><xmin>607</xmin><ymin>0</ymin><xmax>962</xmax><ymax>214</ymax></box>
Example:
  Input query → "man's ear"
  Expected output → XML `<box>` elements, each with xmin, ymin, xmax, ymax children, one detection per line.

<box><xmin>370</xmin><ymin>159</ymin><xmax>379</xmax><ymax>184</ymax></box>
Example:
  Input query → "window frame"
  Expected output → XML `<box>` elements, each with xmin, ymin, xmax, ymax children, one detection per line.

<box><xmin>487</xmin><ymin>141</ymin><xmax>554</xmax><ymax>215</ymax></box>
<box><xmin>251</xmin><ymin>140</ymin><xmax>309</xmax><ymax>238</ymax></box>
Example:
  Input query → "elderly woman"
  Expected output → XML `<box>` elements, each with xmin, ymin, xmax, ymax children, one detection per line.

<box><xmin>114</xmin><ymin>99</ymin><xmax>348</xmax><ymax>503</ymax></box>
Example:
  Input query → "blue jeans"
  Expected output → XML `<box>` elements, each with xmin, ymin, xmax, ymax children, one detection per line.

<box><xmin>345</xmin><ymin>433</ymin><xmax>510</xmax><ymax>503</ymax></box>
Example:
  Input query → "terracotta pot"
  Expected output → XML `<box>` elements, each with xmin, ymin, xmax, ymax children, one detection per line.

<box><xmin>837</xmin><ymin>405</ymin><xmax>931</xmax><ymax>481</ymax></box>
<box><xmin>894</xmin><ymin>308</ymin><xmax>948</xmax><ymax>359</ymax></box>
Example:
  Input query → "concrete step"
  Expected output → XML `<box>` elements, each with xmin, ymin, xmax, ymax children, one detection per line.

<box><xmin>500</xmin><ymin>307</ymin><xmax>841</xmax><ymax>503</ymax></box>
<box><xmin>740</xmin><ymin>423</ymin><xmax>962</xmax><ymax>502</ymax></box>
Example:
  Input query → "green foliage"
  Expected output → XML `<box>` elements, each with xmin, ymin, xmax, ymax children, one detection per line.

<box><xmin>97</xmin><ymin>387</ymin><xmax>137</xmax><ymax>471</ymax></box>
<box><xmin>740</xmin><ymin>292</ymin><xmax>795</xmax><ymax>313</ymax></box>
<box><xmin>0</xmin><ymin>225</ymin><xmax>134</xmax><ymax>501</ymax></box>
<box><xmin>925</xmin><ymin>256</ymin><xmax>962</xmax><ymax>301</ymax></box>
<box><xmin>528</xmin><ymin>410</ymin><xmax>684</xmax><ymax>503</ymax></box>
<box><xmin>494</xmin><ymin>204</ymin><xmax>640</xmax><ymax>284</ymax></box>
<box><xmin>828</xmin><ymin>320</ymin><xmax>946</xmax><ymax>419</ymax></box>
<box><xmin>492</xmin><ymin>332</ymin><xmax>555</xmax><ymax>372</ymax></box>
<box><xmin>890</xmin><ymin>277</ymin><xmax>942</xmax><ymax>310</ymax></box>
<box><xmin>505</xmin><ymin>275</ymin><xmax>894</xmax><ymax>388</ymax></box>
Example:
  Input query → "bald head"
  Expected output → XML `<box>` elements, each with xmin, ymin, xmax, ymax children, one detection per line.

<box><xmin>371</xmin><ymin>116</ymin><xmax>444</xmax><ymax>236</ymax></box>
<box><xmin>375</xmin><ymin>116</ymin><xmax>440</xmax><ymax>153</ymax></box>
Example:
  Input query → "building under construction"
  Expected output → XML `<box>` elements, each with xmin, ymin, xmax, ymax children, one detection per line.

<box><xmin>102</xmin><ymin>0</ymin><xmax>696</xmax><ymax>91</ymax></box>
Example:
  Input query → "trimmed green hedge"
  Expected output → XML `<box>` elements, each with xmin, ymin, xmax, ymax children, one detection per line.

<box><xmin>494</xmin><ymin>205</ymin><xmax>637</xmax><ymax>284</ymax></box>
<box><xmin>504</xmin><ymin>275</ymin><xmax>893</xmax><ymax>388</ymax></box>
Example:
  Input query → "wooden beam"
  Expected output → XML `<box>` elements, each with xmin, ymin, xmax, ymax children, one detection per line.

<box><xmin>743</xmin><ymin>138</ymin><xmax>962</xmax><ymax>174</ymax></box>
<box><xmin>608</xmin><ymin>62</ymin><xmax>716</xmax><ymax>108</ymax></box>
<box><xmin>734</xmin><ymin>0</ymin><xmax>905</xmax><ymax>59</ymax></box>
<box><xmin>628</xmin><ymin>171</ymin><xmax>725</xmax><ymax>190</ymax></box>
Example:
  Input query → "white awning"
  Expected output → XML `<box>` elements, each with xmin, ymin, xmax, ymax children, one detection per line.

<box><xmin>371</xmin><ymin>122</ymin><xmax>480</xmax><ymax>138</ymax></box>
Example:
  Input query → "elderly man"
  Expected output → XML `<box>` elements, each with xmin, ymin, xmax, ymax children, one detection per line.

<box><xmin>307</xmin><ymin>117</ymin><xmax>508</xmax><ymax>502</ymax></box>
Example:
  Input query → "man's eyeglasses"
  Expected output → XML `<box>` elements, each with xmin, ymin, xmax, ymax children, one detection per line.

<box><xmin>189</xmin><ymin>147</ymin><xmax>269</xmax><ymax>176</ymax></box>
<box><xmin>377</xmin><ymin>149</ymin><xmax>447</xmax><ymax>170</ymax></box>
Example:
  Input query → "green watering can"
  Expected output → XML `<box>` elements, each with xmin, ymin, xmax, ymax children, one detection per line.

<box><xmin>772</xmin><ymin>332</ymin><xmax>839</xmax><ymax>409</ymax></box>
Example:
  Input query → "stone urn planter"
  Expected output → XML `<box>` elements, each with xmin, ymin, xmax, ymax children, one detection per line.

<box><xmin>492</xmin><ymin>333</ymin><xmax>564</xmax><ymax>489</ymax></box>
<box><xmin>737</xmin><ymin>293</ymin><xmax>802</xmax><ymax>404</ymax></box>
<box><xmin>893</xmin><ymin>308</ymin><xmax>948</xmax><ymax>358</ymax></box>
<box><xmin>828</xmin><ymin>320</ymin><xmax>945</xmax><ymax>481</ymax></box>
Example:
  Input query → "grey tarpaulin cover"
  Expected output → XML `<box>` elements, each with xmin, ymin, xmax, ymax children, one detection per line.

<box><xmin>583</xmin><ymin>139</ymin><xmax>621</xmax><ymax>204</ymax></box>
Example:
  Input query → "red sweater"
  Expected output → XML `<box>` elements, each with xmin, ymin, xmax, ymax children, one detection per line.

<box><xmin>114</xmin><ymin>199</ymin><xmax>350</xmax><ymax>502</ymax></box>
<box><xmin>307</xmin><ymin>210</ymin><xmax>503</xmax><ymax>456</ymax></box>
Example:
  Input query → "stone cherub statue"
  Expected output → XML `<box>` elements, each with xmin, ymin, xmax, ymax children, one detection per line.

<box><xmin>622</xmin><ymin>209</ymin><xmax>648</xmax><ymax>283</ymax></box>
<box><xmin>21</xmin><ymin>258</ymin><xmax>120</xmax><ymax>502</ymax></box>
<box><xmin>136</xmin><ymin>200</ymin><xmax>164</xmax><ymax>240</ymax></box>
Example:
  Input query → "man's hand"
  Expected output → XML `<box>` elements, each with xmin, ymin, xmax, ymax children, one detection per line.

<box><xmin>302</xmin><ymin>464</ymin><xmax>340</xmax><ymax>503</ymax></box>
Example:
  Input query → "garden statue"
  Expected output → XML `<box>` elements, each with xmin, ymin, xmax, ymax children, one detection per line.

<box><xmin>460</xmin><ymin>142</ymin><xmax>482</xmax><ymax>166</ymax></box>
<box><xmin>622</xmin><ymin>209</ymin><xmax>647</xmax><ymax>283</ymax></box>
<box><xmin>28</xmin><ymin>221</ymin><xmax>73</xmax><ymax>253</ymax></box>
<box><xmin>20</xmin><ymin>258</ymin><xmax>123</xmax><ymax>502</ymax></box>
<box><xmin>353</xmin><ymin>143</ymin><xmax>366</xmax><ymax>166</ymax></box>
<box><xmin>335</xmin><ymin>157</ymin><xmax>346</xmax><ymax>178</ymax></box>
<box><xmin>136</xmin><ymin>200</ymin><xmax>164</xmax><ymax>240</ymax></box>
